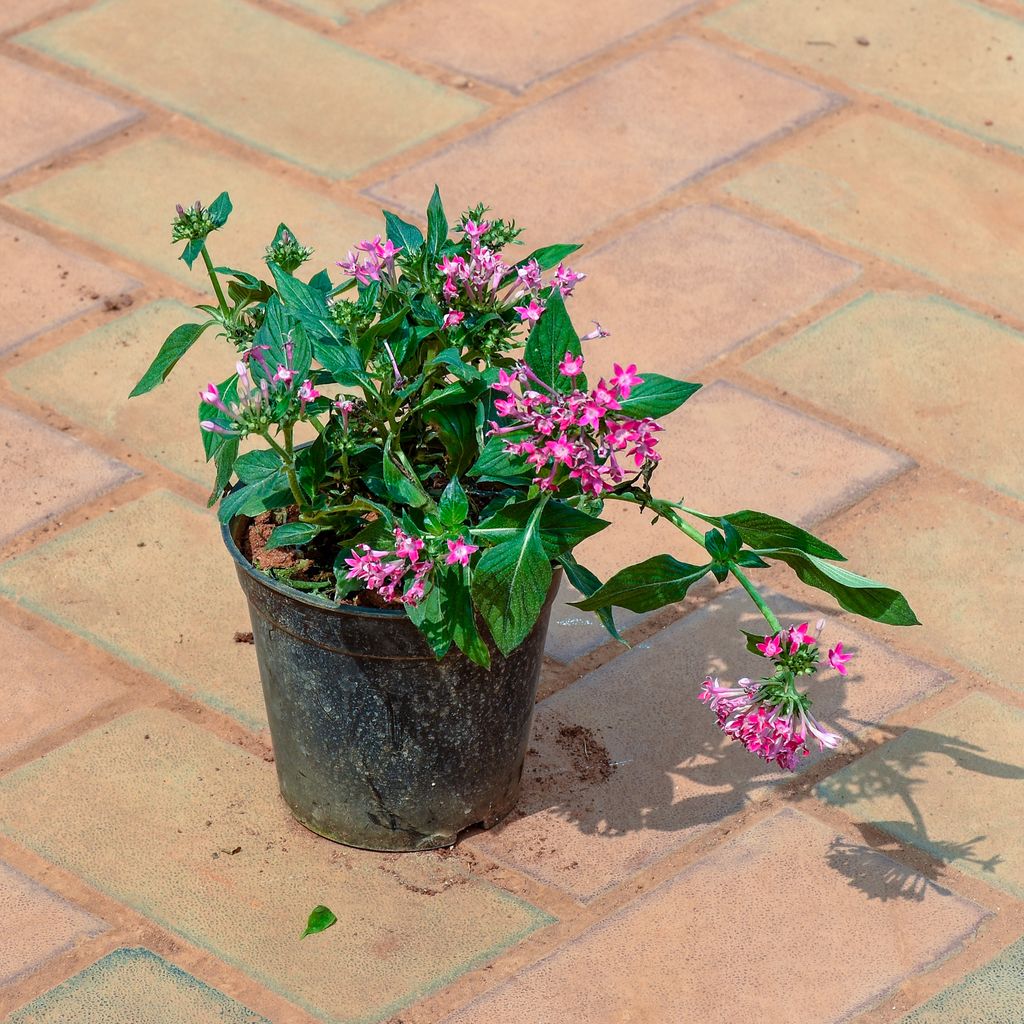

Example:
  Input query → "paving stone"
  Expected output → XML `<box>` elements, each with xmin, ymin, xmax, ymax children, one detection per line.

<box><xmin>746</xmin><ymin>292</ymin><xmax>1024</xmax><ymax>500</ymax></box>
<box><xmin>0</xmin><ymin>405</ymin><xmax>136</xmax><ymax>546</ymax></box>
<box><xmin>0</xmin><ymin>490</ymin><xmax>266</xmax><ymax>730</ymax></box>
<box><xmin>708</xmin><ymin>0</ymin><xmax>1024</xmax><ymax>153</ymax></box>
<box><xmin>356</xmin><ymin>0</ymin><xmax>696</xmax><ymax>91</ymax></box>
<box><xmin>817</xmin><ymin>694</ymin><xmax>1024</xmax><ymax>898</ymax></box>
<box><xmin>824</xmin><ymin>476</ymin><xmax>1024</xmax><ymax>688</ymax></box>
<box><xmin>571</xmin><ymin>204</ymin><xmax>859</xmax><ymax>380</ymax></box>
<box><xmin>899</xmin><ymin>936</ymin><xmax>1024</xmax><ymax>1024</ymax></box>
<box><xmin>544</xmin><ymin>578</ymin><xmax>647</xmax><ymax>666</ymax></box>
<box><xmin>574</xmin><ymin>380</ymin><xmax>909</xmax><ymax>580</ymax></box>
<box><xmin>0</xmin><ymin>55</ymin><xmax>138</xmax><ymax>182</ymax></box>
<box><xmin>0</xmin><ymin>617</ymin><xmax>127</xmax><ymax>759</ymax></box>
<box><xmin>17</xmin><ymin>0</ymin><xmax>483</xmax><ymax>180</ymax></box>
<box><xmin>370</xmin><ymin>37</ymin><xmax>836</xmax><ymax>242</ymax></box>
<box><xmin>0</xmin><ymin>861</ymin><xmax>106</xmax><ymax>987</ymax></box>
<box><xmin>0</xmin><ymin>0</ymin><xmax>69</xmax><ymax>32</ymax></box>
<box><xmin>0</xmin><ymin>709</ymin><xmax>552</xmax><ymax>1022</ymax></box>
<box><xmin>5</xmin><ymin>135</ymin><xmax>381</xmax><ymax>289</ymax></box>
<box><xmin>0</xmin><ymin>220</ymin><xmax>139</xmax><ymax>355</ymax></box>
<box><xmin>7</xmin><ymin>947</ymin><xmax>268</xmax><ymax>1024</ymax></box>
<box><xmin>7</xmin><ymin>300</ymin><xmax>239</xmax><ymax>487</ymax></box>
<box><xmin>451</xmin><ymin>809</ymin><xmax>987</xmax><ymax>1023</ymax></box>
<box><xmin>726</xmin><ymin>114</ymin><xmax>1024</xmax><ymax>319</ymax></box>
<box><xmin>472</xmin><ymin>589</ymin><xmax>949</xmax><ymax>900</ymax></box>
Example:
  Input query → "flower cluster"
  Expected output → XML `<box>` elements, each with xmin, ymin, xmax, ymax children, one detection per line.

<box><xmin>698</xmin><ymin>621</ymin><xmax>850</xmax><ymax>771</ymax></box>
<box><xmin>343</xmin><ymin>527</ymin><xmax>434</xmax><ymax>606</ymax></box>
<box><xmin>337</xmin><ymin>236</ymin><xmax>402</xmax><ymax>286</ymax></box>
<box><xmin>199</xmin><ymin>338</ymin><xmax>320</xmax><ymax>437</ymax></box>
<box><xmin>488</xmin><ymin>354</ymin><xmax>662</xmax><ymax>496</ymax></box>
<box><xmin>171</xmin><ymin>200</ymin><xmax>214</xmax><ymax>243</ymax></box>
<box><xmin>265</xmin><ymin>228</ymin><xmax>313</xmax><ymax>274</ymax></box>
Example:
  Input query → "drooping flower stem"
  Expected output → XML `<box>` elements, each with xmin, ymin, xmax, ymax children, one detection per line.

<box><xmin>200</xmin><ymin>244</ymin><xmax>230</xmax><ymax>319</ymax></box>
<box><xmin>731</xmin><ymin>565</ymin><xmax>782</xmax><ymax>634</ymax></box>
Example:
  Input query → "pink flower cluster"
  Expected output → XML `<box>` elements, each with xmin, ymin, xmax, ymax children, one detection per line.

<box><xmin>756</xmin><ymin>622</ymin><xmax>852</xmax><ymax>675</ymax></box>
<box><xmin>436</xmin><ymin>219</ymin><xmax>585</xmax><ymax>329</ymax></box>
<box><xmin>343</xmin><ymin>527</ymin><xmax>433</xmax><ymax>606</ymax></box>
<box><xmin>488</xmin><ymin>354</ymin><xmax>662</xmax><ymax>496</ymax></box>
<box><xmin>199</xmin><ymin>340</ymin><xmax>320</xmax><ymax>437</ymax></box>
<box><xmin>336</xmin><ymin>235</ymin><xmax>402</xmax><ymax>286</ymax></box>
<box><xmin>699</xmin><ymin>677</ymin><xmax>840</xmax><ymax>772</ymax></box>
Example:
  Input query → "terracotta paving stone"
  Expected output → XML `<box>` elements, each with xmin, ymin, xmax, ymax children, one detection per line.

<box><xmin>17</xmin><ymin>0</ymin><xmax>483</xmax><ymax>180</ymax></box>
<box><xmin>471</xmin><ymin>589</ymin><xmax>949</xmax><ymax>900</ymax></box>
<box><xmin>0</xmin><ymin>405</ymin><xmax>136</xmax><ymax>546</ymax></box>
<box><xmin>0</xmin><ymin>861</ymin><xmax>106</xmax><ymax>987</ymax></box>
<box><xmin>7</xmin><ymin>948</ymin><xmax>269</xmax><ymax>1024</ymax></box>
<box><xmin>451</xmin><ymin>810</ymin><xmax>987</xmax><ymax>1023</ymax></box>
<box><xmin>0</xmin><ymin>616</ymin><xmax>126</xmax><ymax>759</ymax></box>
<box><xmin>7</xmin><ymin>300</ymin><xmax>239</xmax><ymax>487</ymax></box>
<box><xmin>4</xmin><ymin>135</ymin><xmax>381</xmax><ymax>290</ymax></box>
<box><xmin>282</xmin><ymin>0</ymin><xmax>393</xmax><ymax>19</ymax></box>
<box><xmin>0</xmin><ymin>0</ymin><xmax>69</xmax><ymax>33</ymax></box>
<box><xmin>817</xmin><ymin>694</ymin><xmax>1024</xmax><ymax>899</ymax></box>
<box><xmin>0</xmin><ymin>55</ymin><xmax>138</xmax><ymax>182</ymax></box>
<box><xmin>746</xmin><ymin>292</ymin><xmax>1024</xmax><ymax>500</ymax></box>
<box><xmin>0</xmin><ymin>220</ymin><xmax>138</xmax><ymax>355</ymax></box>
<box><xmin>824</xmin><ymin>476</ymin><xmax>1024</xmax><ymax>688</ymax></box>
<box><xmin>356</xmin><ymin>0</ymin><xmax>696</xmax><ymax>91</ymax></box>
<box><xmin>708</xmin><ymin>0</ymin><xmax>1024</xmax><ymax>153</ymax></box>
<box><xmin>899</xmin><ymin>936</ymin><xmax>1024</xmax><ymax>1024</ymax></box>
<box><xmin>369</xmin><ymin>37</ymin><xmax>836</xmax><ymax>242</ymax></box>
<box><xmin>544</xmin><ymin>579</ymin><xmax>646</xmax><ymax>666</ymax></box>
<box><xmin>0</xmin><ymin>490</ymin><xmax>266</xmax><ymax>730</ymax></box>
<box><xmin>726</xmin><ymin>114</ymin><xmax>1024</xmax><ymax>319</ymax></box>
<box><xmin>0</xmin><ymin>709</ymin><xmax>553</xmax><ymax>1023</ymax></box>
<box><xmin>574</xmin><ymin>380</ymin><xmax>910</xmax><ymax>580</ymax></box>
<box><xmin>570</xmin><ymin>204</ymin><xmax>860</xmax><ymax>380</ymax></box>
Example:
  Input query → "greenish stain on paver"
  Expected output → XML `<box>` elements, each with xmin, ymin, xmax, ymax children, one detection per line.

<box><xmin>745</xmin><ymin>292</ymin><xmax>1024</xmax><ymax>500</ymax></box>
<box><xmin>15</xmin><ymin>0</ymin><xmax>484</xmax><ymax>180</ymax></box>
<box><xmin>0</xmin><ymin>710</ymin><xmax>554</xmax><ymax>1024</ymax></box>
<box><xmin>708</xmin><ymin>0</ymin><xmax>1024</xmax><ymax>154</ymax></box>
<box><xmin>280</xmin><ymin>0</ymin><xmax>390</xmax><ymax>21</ymax></box>
<box><xmin>816</xmin><ymin>694</ymin><xmax>1024</xmax><ymax>898</ymax></box>
<box><xmin>0</xmin><ymin>490</ymin><xmax>268</xmax><ymax>731</ymax></box>
<box><xmin>3</xmin><ymin>135</ymin><xmax>381</xmax><ymax>290</ymax></box>
<box><xmin>7</xmin><ymin>948</ymin><xmax>269</xmax><ymax>1023</ymax></box>
<box><xmin>725</xmin><ymin>114</ymin><xmax>1024</xmax><ymax>320</ymax></box>
<box><xmin>899</xmin><ymin>937</ymin><xmax>1024</xmax><ymax>1024</ymax></box>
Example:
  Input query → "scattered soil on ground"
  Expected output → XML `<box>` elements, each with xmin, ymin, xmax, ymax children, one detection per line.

<box><xmin>554</xmin><ymin>723</ymin><xmax>614</xmax><ymax>784</ymax></box>
<box><xmin>233</xmin><ymin>631</ymin><xmax>254</xmax><ymax>644</ymax></box>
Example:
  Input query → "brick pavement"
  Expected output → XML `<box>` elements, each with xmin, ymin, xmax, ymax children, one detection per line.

<box><xmin>1</xmin><ymin>1</ymin><xmax>1022</xmax><ymax>1021</ymax></box>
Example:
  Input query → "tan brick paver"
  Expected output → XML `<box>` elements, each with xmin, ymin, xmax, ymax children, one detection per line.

<box><xmin>2</xmin><ymin>0</ymin><xmax>1022</xmax><ymax>1019</ymax></box>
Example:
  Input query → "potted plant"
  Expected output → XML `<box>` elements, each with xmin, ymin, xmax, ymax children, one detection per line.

<box><xmin>130</xmin><ymin>189</ymin><xmax>917</xmax><ymax>852</ymax></box>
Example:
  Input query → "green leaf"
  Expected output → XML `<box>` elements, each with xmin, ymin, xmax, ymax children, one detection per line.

<box><xmin>524</xmin><ymin>291</ymin><xmax>580</xmax><ymax>391</ymax></box>
<box><xmin>207</xmin><ymin>436</ymin><xmax>238</xmax><ymax>507</ymax></box>
<box><xmin>269</xmin><ymin>263</ymin><xmax>341</xmax><ymax>343</ymax></box>
<box><xmin>266</xmin><ymin>521</ymin><xmax>320</xmax><ymax>550</ymax></box>
<box><xmin>444</xmin><ymin>570</ymin><xmax>490</xmax><ymax>668</ymax></box>
<box><xmin>689</xmin><ymin>509</ymin><xmax>845</xmax><ymax>561</ymax></box>
<box><xmin>556</xmin><ymin>552</ymin><xmax>625</xmax><ymax>646</ymax></box>
<box><xmin>308</xmin><ymin>268</ymin><xmax>332</xmax><ymax>293</ymax></box>
<box><xmin>314</xmin><ymin>340</ymin><xmax>363</xmax><ymax>381</ymax></box>
<box><xmin>425</xmin><ymin>406</ymin><xmax>476</xmax><ymax>478</ymax></box>
<box><xmin>382</xmin><ymin>440</ymin><xmax>430</xmax><ymax>509</ymax></box>
<box><xmin>427</xmin><ymin>347</ymin><xmax>481</xmax><ymax>382</ymax></box>
<box><xmin>734</xmin><ymin>549</ymin><xmax>769</xmax><ymax>569</ymax></box>
<box><xmin>472</xmin><ymin>498</ymin><xmax>608</xmax><ymax>558</ymax></box>
<box><xmin>616</xmin><ymin>374</ymin><xmax>701</xmax><ymax>419</ymax></box>
<box><xmin>755</xmin><ymin>548</ymin><xmax>920</xmax><ymax>626</ymax></box>
<box><xmin>218</xmin><ymin>475</ymin><xmax>292</xmax><ymax>524</ymax></box>
<box><xmin>253</xmin><ymin>299</ymin><xmax>312</xmax><ymax>385</ymax></box>
<box><xmin>383</xmin><ymin>210</ymin><xmax>424</xmax><ymax>254</ymax></box>
<box><xmin>130</xmin><ymin>320</ymin><xmax>211</xmax><ymax>397</ymax></box>
<box><xmin>406</xmin><ymin>578</ymin><xmax>453</xmax><ymax>659</ymax></box>
<box><xmin>573</xmin><ymin>555</ymin><xmax>710</xmax><ymax>613</ymax></box>
<box><xmin>301</xmin><ymin>905</ymin><xmax>337</xmax><ymax>939</ymax></box>
<box><xmin>296</xmin><ymin>434</ymin><xmax>328</xmax><ymax>496</ymax></box>
<box><xmin>704</xmin><ymin>528</ymin><xmax>728</xmax><ymax>563</ymax></box>
<box><xmin>472</xmin><ymin>496</ymin><xmax>553</xmax><ymax>656</ymax></box>
<box><xmin>438</xmin><ymin>477</ymin><xmax>469</xmax><ymax>528</ymax></box>
<box><xmin>180</xmin><ymin>237</ymin><xmax>206</xmax><ymax>269</ymax></box>
<box><xmin>468</xmin><ymin>433</ymin><xmax>531</xmax><ymax>485</ymax></box>
<box><xmin>208</xmin><ymin>191</ymin><xmax>232</xmax><ymax>228</ymax></box>
<box><xmin>426</xmin><ymin>185</ymin><xmax>448</xmax><ymax>253</ymax></box>
<box><xmin>234</xmin><ymin>448</ymin><xmax>283</xmax><ymax>483</ymax></box>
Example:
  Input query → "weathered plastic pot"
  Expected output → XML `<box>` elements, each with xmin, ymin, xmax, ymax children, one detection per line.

<box><xmin>223</xmin><ymin>514</ymin><xmax>560</xmax><ymax>851</ymax></box>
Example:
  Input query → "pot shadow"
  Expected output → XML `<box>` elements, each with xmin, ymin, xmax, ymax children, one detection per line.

<box><xmin>509</xmin><ymin>592</ymin><xmax>1021</xmax><ymax>899</ymax></box>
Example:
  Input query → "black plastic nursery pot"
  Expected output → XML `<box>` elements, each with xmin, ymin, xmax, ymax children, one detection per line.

<box><xmin>223</xmin><ymin>514</ymin><xmax>561</xmax><ymax>852</ymax></box>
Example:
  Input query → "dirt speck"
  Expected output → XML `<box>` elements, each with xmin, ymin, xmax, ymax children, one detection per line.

<box><xmin>233</xmin><ymin>630</ymin><xmax>254</xmax><ymax>644</ymax></box>
<box><xmin>555</xmin><ymin>723</ymin><xmax>614</xmax><ymax>784</ymax></box>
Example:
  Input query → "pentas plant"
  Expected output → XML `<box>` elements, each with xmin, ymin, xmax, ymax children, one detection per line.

<box><xmin>131</xmin><ymin>187</ymin><xmax>919</xmax><ymax>772</ymax></box>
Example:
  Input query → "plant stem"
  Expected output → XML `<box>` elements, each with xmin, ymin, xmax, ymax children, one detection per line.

<box><xmin>201</xmin><ymin>245</ymin><xmax>230</xmax><ymax>318</ymax></box>
<box><xmin>731</xmin><ymin>564</ymin><xmax>782</xmax><ymax>634</ymax></box>
<box><xmin>268</xmin><ymin>426</ymin><xmax>307</xmax><ymax>511</ymax></box>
